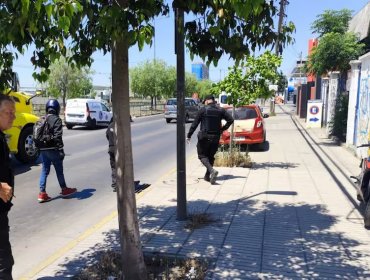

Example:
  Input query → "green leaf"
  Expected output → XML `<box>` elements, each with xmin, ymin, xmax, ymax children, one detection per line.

<box><xmin>35</xmin><ymin>0</ymin><xmax>42</xmax><ymax>13</ymax></box>
<box><xmin>21</xmin><ymin>0</ymin><xmax>30</xmax><ymax>16</ymax></box>
<box><xmin>58</xmin><ymin>16</ymin><xmax>71</xmax><ymax>33</ymax></box>
<box><xmin>45</xmin><ymin>4</ymin><xmax>53</xmax><ymax>19</ymax></box>
<box><xmin>209</xmin><ymin>26</ymin><xmax>219</xmax><ymax>35</ymax></box>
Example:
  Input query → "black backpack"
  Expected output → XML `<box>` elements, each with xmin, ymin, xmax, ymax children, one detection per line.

<box><xmin>33</xmin><ymin>115</ymin><xmax>53</xmax><ymax>148</ymax></box>
<box><xmin>203</xmin><ymin>106</ymin><xmax>222</xmax><ymax>134</ymax></box>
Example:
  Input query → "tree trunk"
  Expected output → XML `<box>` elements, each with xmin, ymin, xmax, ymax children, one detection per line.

<box><xmin>111</xmin><ymin>10</ymin><xmax>147</xmax><ymax>280</ymax></box>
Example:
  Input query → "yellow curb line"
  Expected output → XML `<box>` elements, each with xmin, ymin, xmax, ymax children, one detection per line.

<box><xmin>19</xmin><ymin>190</ymin><xmax>147</xmax><ymax>280</ymax></box>
<box><xmin>18</xmin><ymin>210</ymin><xmax>118</xmax><ymax>280</ymax></box>
<box><xmin>20</xmin><ymin>153</ymin><xmax>198</xmax><ymax>279</ymax></box>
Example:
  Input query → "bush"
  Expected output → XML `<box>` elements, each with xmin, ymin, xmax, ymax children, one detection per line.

<box><xmin>329</xmin><ymin>91</ymin><xmax>348</xmax><ymax>142</ymax></box>
<box><xmin>214</xmin><ymin>144</ymin><xmax>252</xmax><ymax>168</ymax></box>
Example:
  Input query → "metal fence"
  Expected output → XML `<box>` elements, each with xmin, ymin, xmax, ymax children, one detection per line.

<box><xmin>31</xmin><ymin>97</ymin><xmax>165</xmax><ymax>118</ymax></box>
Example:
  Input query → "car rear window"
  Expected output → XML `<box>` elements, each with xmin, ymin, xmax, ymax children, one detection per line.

<box><xmin>166</xmin><ymin>99</ymin><xmax>177</xmax><ymax>105</ymax></box>
<box><xmin>227</xmin><ymin>107</ymin><xmax>258</xmax><ymax>120</ymax></box>
<box><xmin>66</xmin><ymin>101</ymin><xmax>80</xmax><ymax>108</ymax></box>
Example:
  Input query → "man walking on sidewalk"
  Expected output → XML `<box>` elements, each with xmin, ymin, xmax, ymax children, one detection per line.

<box><xmin>187</xmin><ymin>95</ymin><xmax>234</xmax><ymax>184</ymax></box>
<box><xmin>37</xmin><ymin>99</ymin><xmax>76</xmax><ymax>202</ymax></box>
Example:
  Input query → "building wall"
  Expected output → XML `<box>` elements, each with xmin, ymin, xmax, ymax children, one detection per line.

<box><xmin>191</xmin><ymin>63</ymin><xmax>209</xmax><ymax>80</ymax></box>
<box><xmin>356</xmin><ymin>53</ymin><xmax>370</xmax><ymax>149</ymax></box>
<box><xmin>346</xmin><ymin>60</ymin><xmax>361</xmax><ymax>148</ymax></box>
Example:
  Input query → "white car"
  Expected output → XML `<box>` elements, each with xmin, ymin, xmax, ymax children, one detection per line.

<box><xmin>64</xmin><ymin>98</ymin><xmax>113</xmax><ymax>129</ymax></box>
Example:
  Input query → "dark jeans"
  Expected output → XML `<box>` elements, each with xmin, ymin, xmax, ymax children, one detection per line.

<box><xmin>0</xmin><ymin>213</ymin><xmax>13</xmax><ymax>280</ymax></box>
<box><xmin>197</xmin><ymin>137</ymin><xmax>219</xmax><ymax>161</ymax></box>
<box><xmin>39</xmin><ymin>150</ymin><xmax>67</xmax><ymax>192</ymax></box>
<box><xmin>197</xmin><ymin>136</ymin><xmax>219</xmax><ymax>173</ymax></box>
<box><xmin>109</xmin><ymin>151</ymin><xmax>117</xmax><ymax>188</ymax></box>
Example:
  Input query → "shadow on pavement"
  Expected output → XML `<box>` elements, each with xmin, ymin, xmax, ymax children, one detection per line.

<box><xmin>74</xmin><ymin>188</ymin><xmax>96</xmax><ymax>200</ymax></box>
<box><xmin>46</xmin><ymin>198</ymin><xmax>370</xmax><ymax>279</ymax></box>
<box><xmin>252</xmin><ymin>161</ymin><xmax>299</xmax><ymax>170</ymax></box>
<box><xmin>216</xmin><ymin>174</ymin><xmax>246</xmax><ymax>181</ymax></box>
<box><xmin>11</xmin><ymin>155</ymin><xmax>42</xmax><ymax>176</ymax></box>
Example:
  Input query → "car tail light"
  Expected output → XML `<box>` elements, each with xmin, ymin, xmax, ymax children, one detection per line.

<box><xmin>254</xmin><ymin>118</ymin><xmax>263</xmax><ymax>129</ymax></box>
<box><xmin>86</xmin><ymin>104</ymin><xmax>90</xmax><ymax>117</ymax></box>
<box><xmin>366</xmin><ymin>158</ymin><xmax>370</xmax><ymax>169</ymax></box>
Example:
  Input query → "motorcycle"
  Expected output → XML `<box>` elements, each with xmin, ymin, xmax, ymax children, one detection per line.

<box><xmin>350</xmin><ymin>143</ymin><xmax>370</xmax><ymax>229</ymax></box>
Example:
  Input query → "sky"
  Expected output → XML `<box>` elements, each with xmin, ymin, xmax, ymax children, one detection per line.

<box><xmin>13</xmin><ymin>0</ymin><xmax>370</xmax><ymax>88</ymax></box>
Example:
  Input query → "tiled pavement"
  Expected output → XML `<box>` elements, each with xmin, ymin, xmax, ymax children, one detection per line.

<box><xmin>28</xmin><ymin>104</ymin><xmax>370</xmax><ymax>279</ymax></box>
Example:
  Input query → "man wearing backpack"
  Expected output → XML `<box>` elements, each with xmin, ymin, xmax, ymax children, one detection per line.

<box><xmin>186</xmin><ymin>95</ymin><xmax>234</xmax><ymax>185</ymax></box>
<box><xmin>37</xmin><ymin>99</ymin><xmax>76</xmax><ymax>202</ymax></box>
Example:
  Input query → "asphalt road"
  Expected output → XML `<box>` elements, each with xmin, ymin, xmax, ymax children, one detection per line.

<box><xmin>9</xmin><ymin>114</ymin><xmax>198</xmax><ymax>279</ymax></box>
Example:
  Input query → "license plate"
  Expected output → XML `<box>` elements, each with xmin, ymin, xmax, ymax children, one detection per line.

<box><xmin>234</xmin><ymin>136</ymin><xmax>245</xmax><ymax>141</ymax></box>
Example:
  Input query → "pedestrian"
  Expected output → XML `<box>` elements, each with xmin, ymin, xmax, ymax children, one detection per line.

<box><xmin>37</xmin><ymin>99</ymin><xmax>76</xmax><ymax>202</ymax></box>
<box><xmin>0</xmin><ymin>93</ymin><xmax>16</xmax><ymax>279</ymax></box>
<box><xmin>106</xmin><ymin>120</ymin><xmax>117</xmax><ymax>192</ymax></box>
<box><xmin>106</xmin><ymin>120</ymin><xmax>140</xmax><ymax>192</ymax></box>
<box><xmin>187</xmin><ymin>94</ymin><xmax>234</xmax><ymax>184</ymax></box>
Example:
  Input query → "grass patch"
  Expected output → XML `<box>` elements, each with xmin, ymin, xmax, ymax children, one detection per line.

<box><xmin>214</xmin><ymin>144</ymin><xmax>252</xmax><ymax>168</ymax></box>
<box><xmin>74</xmin><ymin>251</ymin><xmax>209</xmax><ymax>280</ymax></box>
<box><xmin>185</xmin><ymin>212</ymin><xmax>219</xmax><ymax>230</ymax></box>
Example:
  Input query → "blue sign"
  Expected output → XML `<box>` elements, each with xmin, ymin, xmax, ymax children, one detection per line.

<box><xmin>309</xmin><ymin>117</ymin><xmax>319</xmax><ymax>122</ymax></box>
<box><xmin>288</xmin><ymin>85</ymin><xmax>295</xmax><ymax>92</ymax></box>
<box><xmin>310</xmin><ymin>105</ymin><xmax>319</xmax><ymax>115</ymax></box>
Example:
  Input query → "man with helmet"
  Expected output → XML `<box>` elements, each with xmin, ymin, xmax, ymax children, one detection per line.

<box><xmin>37</xmin><ymin>99</ymin><xmax>76</xmax><ymax>202</ymax></box>
<box><xmin>187</xmin><ymin>95</ymin><xmax>234</xmax><ymax>184</ymax></box>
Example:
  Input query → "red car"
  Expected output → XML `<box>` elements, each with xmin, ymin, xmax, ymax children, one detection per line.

<box><xmin>219</xmin><ymin>104</ymin><xmax>268</xmax><ymax>149</ymax></box>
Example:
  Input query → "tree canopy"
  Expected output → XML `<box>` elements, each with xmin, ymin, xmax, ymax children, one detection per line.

<box><xmin>307</xmin><ymin>32</ymin><xmax>364</xmax><ymax>76</ymax></box>
<box><xmin>0</xmin><ymin>0</ymin><xmax>295</xmax><ymax>85</ymax></box>
<box><xmin>46</xmin><ymin>57</ymin><xmax>93</xmax><ymax>108</ymax></box>
<box><xmin>211</xmin><ymin>51</ymin><xmax>281</xmax><ymax>106</ymax></box>
<box><xmin>130</xmin><ymin>60</ymin><xmax>200</xmax><ymax>100</ymax></box>
<box><xmin>311</xmin><ymin>9</ymin><xmax>353</xmax><ymax>37</ymax></box>
<box><xmin>307</xmin><ymin>9</ymin><xmax>364</xmax><ymax>77</ymax></box>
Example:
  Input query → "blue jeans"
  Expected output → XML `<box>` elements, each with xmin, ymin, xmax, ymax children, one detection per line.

<box><xmin>39</xmin><ymin>150</ymin><xmax>67</xmax><ymax>192</ymax></box>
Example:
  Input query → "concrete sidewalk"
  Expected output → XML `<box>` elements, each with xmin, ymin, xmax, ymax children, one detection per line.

<box><xmin>27</xmin><ymin>104</ymin><xmax>370</xmax><ymax>279</ymax></box>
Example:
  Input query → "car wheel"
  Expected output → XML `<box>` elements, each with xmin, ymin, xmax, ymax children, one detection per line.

<box><xmin>89</xmin><ymin>119</ymin><xmax>97</xmax><ymax>129</ymax></box>
<box><xmin>14</xmin><ymin>126</ymin><xmax>39</xmax><ymax>163</ymax></box>
<box><xmin>257</xmin><ymin>134</ymin><xmax>267</xmax><ymax>151</ymax></box>
<box><xmin>166</xmin><ymin>118</ymin><xmax>171</xmax><ymax>123</ymax></box>
<box><xmin>364</xmin><ymin>199</ymin><xmax>370</xmax><ymax>229</ymax></box>
<box><xmin>66</xmin><ymin>124</ymin><xmax>74</xmax><ymax>129</ymax></box>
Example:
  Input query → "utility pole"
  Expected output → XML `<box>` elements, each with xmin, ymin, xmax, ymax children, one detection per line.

<box><xmin>174</xmin><ymin>7</ymin><xmax>187</xmax><ymax>221</ymax></box>
<box><xmin>153</xmin><ymin>18</ymin><xmax>157</xmax><ymax>109</ymax></box>
<box><xmin>271</xmin><ymin>0</ymin><xmax>288</xmax><ymax>114</ymax></box>
<box><xmin>275</xmin><ymin>0</ymin><xmax>288</xmax><ymax>56</ymax></box>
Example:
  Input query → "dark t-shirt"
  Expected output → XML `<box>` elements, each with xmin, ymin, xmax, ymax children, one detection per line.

<box><xmin>0</xmin><ymin>131</ymin><xmax>14</xmax><ymax>213</ymax></box>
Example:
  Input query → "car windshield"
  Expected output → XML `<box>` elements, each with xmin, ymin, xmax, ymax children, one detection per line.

<box><xmin>166</xmin><ymin>99</ymin><xmax>177</xmax><ymax>105</ymax></box>
<box><xmin>227</xmin><ymin>107</ymin><xmax>258</xmax><ymax>120</ymax></box>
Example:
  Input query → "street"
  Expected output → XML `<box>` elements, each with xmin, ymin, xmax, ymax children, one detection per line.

<box><xmin>10</xmin><ymin>114</ymin><xmax>198</xmax><ymax>279</ymax></box>
<box><xmin>9</xmin><ymin>105</ymin><xmax>370</xmax><ymax>279</ymax></box>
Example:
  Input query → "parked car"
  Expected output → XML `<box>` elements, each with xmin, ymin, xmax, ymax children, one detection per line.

<box><xmin>164</xmin><ymin>98</ymin><xmax>199</xmax><ymax>123</ymax></box>
<box><xmin>219</xmin><ymin>104</ymin><xmax>268</xmax><ymax>149</ymax></box>
<box><xmin>64</xmin><ymin>98</ymin><xmax>113</xmax><ymax>129</ymax></box>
